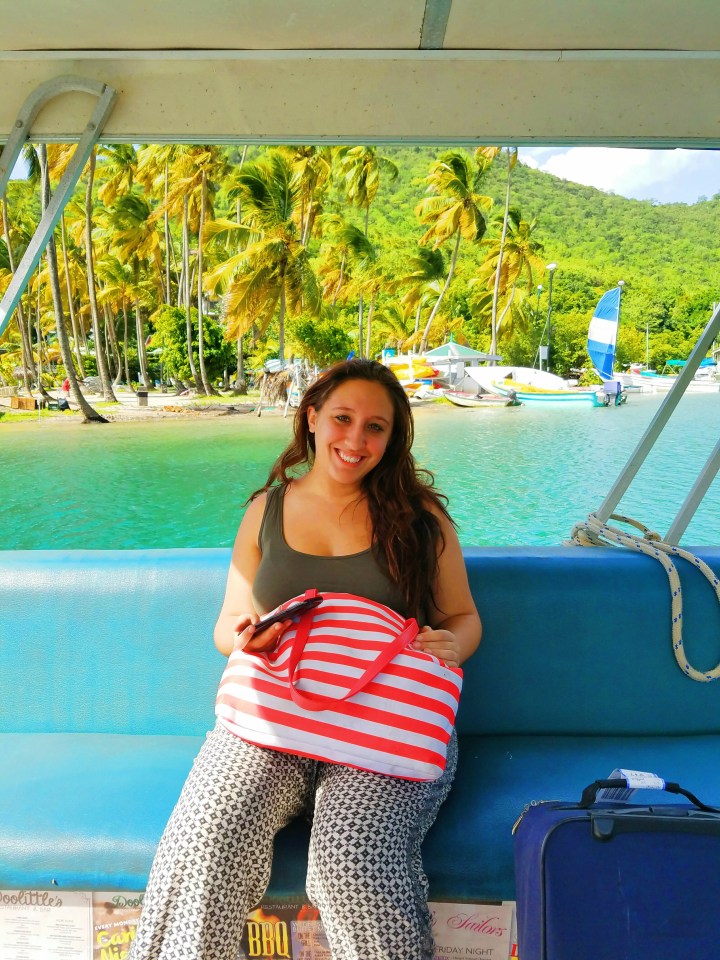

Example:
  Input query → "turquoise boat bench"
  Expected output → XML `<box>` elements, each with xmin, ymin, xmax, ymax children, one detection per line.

<box><xmin>2</xmin><ymin>547</ymin><xmax>720</xmax><ymax>900</ymax></box>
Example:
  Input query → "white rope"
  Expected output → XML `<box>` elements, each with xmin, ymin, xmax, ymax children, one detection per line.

<box><xmin>568</xmin><ymin>513</ymin><xmax>720</xmax><ymax>683</ymax></box>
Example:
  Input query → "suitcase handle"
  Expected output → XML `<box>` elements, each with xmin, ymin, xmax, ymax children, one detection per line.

<box><xmin>579</xmin><ymin>779</ymin><xmax>720</xmax><ymax>812</ymax></box>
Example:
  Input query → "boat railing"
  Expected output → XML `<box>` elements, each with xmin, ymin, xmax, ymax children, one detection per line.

<box><xmin>596</xmin><ymin>304</ymin><xmax>720</xmax><ymax>544</ymax></box>
<box><xmin>0</xmin><ymin>76</ymin><xmax>118</xmax><ymax>340</ymax></box>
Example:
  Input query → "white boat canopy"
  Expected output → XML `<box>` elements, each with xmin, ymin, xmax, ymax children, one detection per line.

<box><xmin>2</xmin><ymin>0</ymin><xmax>720</xmax><ymax>145</ymax></box>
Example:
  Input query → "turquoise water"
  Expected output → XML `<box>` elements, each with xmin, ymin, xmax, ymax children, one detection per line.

<box><xmin>2</xmin><ymin>393</ymin><xmax>719</xmax><ymax>549</ymax></box>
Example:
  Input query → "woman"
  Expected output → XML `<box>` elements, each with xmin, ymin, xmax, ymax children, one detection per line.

<box><xmin>129</xmin><ymin>359</ymin><xmax>481</xmax><ymax>960</ymax></box>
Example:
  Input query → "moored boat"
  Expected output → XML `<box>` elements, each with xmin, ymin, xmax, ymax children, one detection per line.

<box><xmin>617</xmin><ymin>360</ymin><xmax>720</xmax><ymax>394</ymax></box>
<box><xmin>492</xmin><ymin>379</ymin><xmax>605</xmax><ymax>406</ymax></box>
<box><xmin>444</xmin><ymin>390</ymin><xmax>521</xmax><ymax>408</ymax></box>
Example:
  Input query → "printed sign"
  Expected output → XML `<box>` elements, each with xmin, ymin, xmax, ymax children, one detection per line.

<box><xmin>430</xmin><ymin>901</ymin><xmax>514</xmax><ymax>960</ymax></box>
<box><xmin>0</xmin><ymin>889</ymin><xmax>93</xmax><ymax>960</ymax></box>
<box><xmin>92</xmin><ymin>892</ymin><xmax>144</xmax><ymax>960</ymax></box>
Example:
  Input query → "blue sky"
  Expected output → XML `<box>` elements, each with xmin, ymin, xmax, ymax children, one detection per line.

<box><xmin>12</xmin><ymin>146</ymin><xmax>720</xmax><ymax>205</ymax></box>
<box><xmin>519</xmin><ymin>147</ymin><xmax>720</xmax><ymax>205</ymax></box>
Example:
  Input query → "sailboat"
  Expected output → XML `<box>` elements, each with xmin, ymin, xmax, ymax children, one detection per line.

<box><xmin>586</xmin><ymin>286</ymin><xmax>627</xmax><ymax>405</ymax></box>
<box><xmin>488</xmin><ymin>287</ymin><xmax>627</xmax><ymax>407</ymax></box>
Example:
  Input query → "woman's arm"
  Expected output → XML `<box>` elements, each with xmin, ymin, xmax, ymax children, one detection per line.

<box><xmin>412</xmin><ymin>507</ymin><xmax>482</xmax><ymax>668</ymax></box>
<box><xmin>213</xmin><ymin>494</ymin><xmax>291</xmax><ymax>657</ymax></box>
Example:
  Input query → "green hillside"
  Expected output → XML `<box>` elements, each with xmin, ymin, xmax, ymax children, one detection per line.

<box><xmin>364</xmin><ymin>146</ymin><xmax>720</xmax><ymax>371</ymax></box>
<box><xmin>2</xmin><ymin>143</ymin><xmax>718</xmax><ymax>395</ymax></box>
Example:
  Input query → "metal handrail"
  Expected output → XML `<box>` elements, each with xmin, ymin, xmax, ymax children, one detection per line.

<box><xmin>0</xmin><ymin>75</ymin><xmax>117</xmax><ymax>340</ymax></box>
<box><xmin>596</xmin><ymin>304</ymin><xmax>720</xmax><ymax>543</ymax></box>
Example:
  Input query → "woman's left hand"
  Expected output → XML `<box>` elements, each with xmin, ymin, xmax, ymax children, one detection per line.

<box><xmin>411</xmin><ymin>625</ymin><xmax>461</xmax><ymax>669</ymax></box>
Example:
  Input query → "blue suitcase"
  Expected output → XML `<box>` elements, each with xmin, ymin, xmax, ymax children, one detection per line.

<box><xmin>514</xmin><ymin>777</ymin><xmax>720</xmax><ymax>960</ymax></box>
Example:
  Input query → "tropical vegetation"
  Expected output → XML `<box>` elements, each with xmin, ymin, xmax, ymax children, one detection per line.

<box><xmin>2</xmin><ymin>142</ymin><xmax>719</xmax><ymax>415</ymax></box>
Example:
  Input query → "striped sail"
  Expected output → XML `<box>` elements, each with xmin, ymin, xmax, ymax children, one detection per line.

<box><xmin>587</xmin><ymin>287</ymin><xmax>622</xmax><ymax>382</ymax></box>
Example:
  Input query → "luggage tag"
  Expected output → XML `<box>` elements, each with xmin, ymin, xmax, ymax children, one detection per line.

<box><xmin>596</xmin><ymin>768</ymin><xmax>666</xmax><ymax>803</ymax></box>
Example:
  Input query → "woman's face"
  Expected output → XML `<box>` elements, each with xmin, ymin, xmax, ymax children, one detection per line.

<box><xmin>307</xmin><ymin>379</ymin><xmax>395</xmax><ymax>487</ymax></box>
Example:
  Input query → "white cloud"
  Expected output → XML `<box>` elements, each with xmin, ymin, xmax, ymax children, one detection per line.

<box><xmin>519</xmin><ymin>147</ymin><xmax>720</xmax><ymax>205</ymax></box>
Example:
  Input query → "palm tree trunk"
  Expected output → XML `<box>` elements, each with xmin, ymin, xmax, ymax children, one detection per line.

<box><xmin>164</xmin><ymin>162</ymin><xmax>172</xmax><ymax>304</ymax></box>
<box><xmin>196</xmin><ymin>171</ymin><xmax>213</xmax><ymax>395</ymax></box>
<box><xmin>2</xmin><ymin>196</ymin><xmax>33</xmax><ymax>391</ymax></box>
<box><xmin>134</xmin><ymin>295</ymin><xmax>150</xmax><ymax>387</ymax></box>
<box><xmin>332</xmin><ymin>254</ymin><xmax>346</xmax><ymax>307</ymax></box>
<box><xmin>365</xmin><ymin>292</ymin><xmax>377</xmax><ymax>358</ymax></box>
<box><xmin>60</xmin><ymin>213</ymin><xmax>85</xmax><ymax>376</ymax></box>
<box><xmin>357</xmin><ymin>296</ymin><xmax>364</xmax><ymax>358</ymax></box>
<box><xmin>84</xmin><ymin>150</ymin><xmax>117</xmax><ymax>402</ymax></box>
<box><xmin>496</xmin><ymin>285</ymin><xmax>517</xmax><ymax>336</ymax></box>
<box><xmin>103</xmin><ymin>301</ymin><xmax>123</xmax><ymax>384</ymax></box>
<box><xmin>232</xmin><ymin>166</ymin><xmax>248</xmax><ymax>394</ymax></box>
<box><xmin>235</xmin><ymin>333</ymin><xmax>247</xmax><ymax>393</ymax></box>
<box><xmin>122</xmin><ymin>300</ymin><xmax>132</xmax><ymax>389</ymax></box>
<box><xmin>39</xmin><ymin>145</ymin><xmax>106</xmax><ymax>422</ymax></box>
<box><xmin>490</xmin><ymin>152</ymin><xmax>514</xmax><ymax>358</ymax></box>
<box><xmin>182</xmin><ymin>194</ymin><xmax>199</xmax><ymax>385</ymax></box>
<box><xmin>278</xmin><ymin>284</ymin><xmax>287</xmax><ymax>362</ymax></box>
<box><xmin>35</xmin><ymin>278</ymin><xmax>43</xmax><ymax>391</ymax></box>
<box><xmin>419</xmin><ymin>230</ymin><xmax>462</xmax><ymax>353</ymax></box>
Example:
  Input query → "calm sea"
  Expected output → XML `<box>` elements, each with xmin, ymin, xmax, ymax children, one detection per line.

<box><xmin>2</xmin><ymin>393</ymin><xmax>719</xmax><ymax>549</ymax></box>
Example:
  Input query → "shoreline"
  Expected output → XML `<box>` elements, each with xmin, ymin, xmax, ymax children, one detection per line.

<box><xmin>0</xmin><ymin>390</ymin><xmax>275</xmax><ymax>425</ymax></box>
<box><xmin>0</xmin><ymin>390</ymin><xmax>453</xmax><ymax>426</ymax></box>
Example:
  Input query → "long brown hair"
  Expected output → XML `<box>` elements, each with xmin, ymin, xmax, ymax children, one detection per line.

<box><xmin>252</xmin><ymin>359</ymin><xmax>452</xmax><ymax>618</ymax></box>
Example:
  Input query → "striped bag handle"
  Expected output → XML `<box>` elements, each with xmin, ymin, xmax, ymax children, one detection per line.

<box><xmin>287</xmin><ymin>589</ymin><xmax>419</xmax><ymax>712</ymax></box>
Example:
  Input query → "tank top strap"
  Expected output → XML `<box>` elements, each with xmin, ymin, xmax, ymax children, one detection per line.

<box><xmin>258</xmin><ymin>484</ymin><xmax>286</xmax><ymax>554</ymax></box>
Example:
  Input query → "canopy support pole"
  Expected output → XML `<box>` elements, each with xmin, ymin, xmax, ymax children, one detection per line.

<box><xmin>665</xmin><ymin>438</ymin><xmax>720</xmax><ymax>544</ymax></box>
<box><xmin>595</xmin><ymin>304</ymin><xmax>720</xmax><ymax>528</ymax></box>
<box><xmin>0</xmin><ymin>75</ymin><xmax>117</xmax><ymax>339</ymax></box>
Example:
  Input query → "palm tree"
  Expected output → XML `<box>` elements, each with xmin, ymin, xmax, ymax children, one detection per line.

<box><xmin>477</xmin><ymin>207</ymin><xmax>545</xmax><ymax>342</ymax></box>
<box><xmin>349</xmin><ymin>258</ymin><xmax>384</xmax><ymax>358</ymax></box>
<box><xmin>38</xmin><ymin>145</ymin><xmax>106</xmax><ymax>422</ymax></box>
<box><xmin>415</xmin><ymin>150</ymin><xmax>494</xmax><ymax>352</ymax></box>
<box><xmin>136</xmin><ymin>144</ymin><xmax>179</xmax><ymax>306</ymax></box>
<box><xmin>396</xmin><ymin>247</ymin><xmax>446</xmax><ymax>345</ymax></box>
<box><xmin>335</xmin><ymin>146</ymin><xmax>399</xmax><ymax>236</ymax></box>
<box><xmin>335</xmin><ymin>147</ymin><xmax>398</xmax><ymax>355</ymax></box>
<box><xmin>163</xmin><ymin>146</ymin><xmax>229</xmax><ymax>393</ymax></box>
<box><xmin>101</xmin><ymin>190</ymin><xmax>168</xmax><ymax>388</ymax></box>
<box><xmin>97</xmin><ymin>144</ymin><xmax>137</xmax><ymax>207</ymax></box>
<box><xmin>96</xmin><ymin>255</ymin><xmax>140</xmax><ymax>388</ymax></box>
<box><xmin>1</xmin><ymin>185</ymin><xmax>36</xmax><ymax>391</ymax></box>
<box><xmin>59</xmin><ymin>213</ymin><xmax>86</xmax><ymax>376</ymax></box>
<box><xmin>280</xmin><ymin>145</ymin><xmax>333</xmax><ymax>246</ymax></box>
<box><xmin>83</xmin><ymin>149</ymin><xmax>117</xmax><ymax>401</ymax></box>
<box><xmin>205</xmin><ymin>152</ymin><xmax>320</xmax><ymax>360</ymax></box>
<box><xmin>317</xmin><ymin>219</ymin><xmax>375</xmax><ymax>309</ymax></box>
<box><xmin>482</xmin><ymin>146</ymin><xmax>517</xmax><ymax>357</ymax></box>
<box><xmin>373</xmin><ymin>300</ymin><xmax>416</xmax><ymax>353</ymax></box>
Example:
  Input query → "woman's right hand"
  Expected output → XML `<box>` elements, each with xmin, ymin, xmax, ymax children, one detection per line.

<box><xmin>233</xmin><ymin>615</ymin><xmax>292</xmax><ymax>653</ymax></box>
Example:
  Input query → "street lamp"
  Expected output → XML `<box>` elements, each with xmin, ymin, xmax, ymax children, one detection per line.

<box><xmin>533</xmin><ymin>284</ymin><xmax>543</xmax><ymax>369</ymax></box>
<box><xmin>543</xmin><ymin>263</ymin><xmax>557</xmax><ymax>371</ymax></box>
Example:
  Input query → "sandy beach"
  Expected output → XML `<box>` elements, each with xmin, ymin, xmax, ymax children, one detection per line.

<box><xmin>0</xmin><ymin>388</ymin><xmax>273</xmax><ymax>424</ymax></box>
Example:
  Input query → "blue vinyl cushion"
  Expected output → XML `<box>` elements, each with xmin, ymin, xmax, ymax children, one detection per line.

<box><xmin>1</xmin><ymin>547</ymin><xmax>720</xmax><ymax>898</ymax></box>
<box><xmin>4</xmin><ymin>730</ymin><xmax>720</xmax><ymax>899</ymax></box>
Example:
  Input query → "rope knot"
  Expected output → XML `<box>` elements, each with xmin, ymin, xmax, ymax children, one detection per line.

<box><xmin>569</xmin><ymin>513</ymin><xmax>720</xmax><ymax>683</ymax></box>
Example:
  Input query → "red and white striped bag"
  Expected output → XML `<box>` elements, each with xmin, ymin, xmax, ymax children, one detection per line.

<box><xmin>215</xmin><ymin>589</ymin><xmax>463</xmax><ymax>781</ymax></box>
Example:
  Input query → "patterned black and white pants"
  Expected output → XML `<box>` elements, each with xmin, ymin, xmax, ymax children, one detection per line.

<box><xmin>127</xmin><ymin>722</ymin><xmax>457</xmax><ymax>960</ymax></box>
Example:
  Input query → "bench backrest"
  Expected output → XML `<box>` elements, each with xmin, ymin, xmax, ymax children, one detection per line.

<box><xmin>2</xmin><ymin>548</ymin><xmax>719</xmax><ymax>737</ymax></box>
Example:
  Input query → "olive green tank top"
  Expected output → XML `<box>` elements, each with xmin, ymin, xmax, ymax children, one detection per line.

<box><xmin>252</xmin><ymin>484</ymin><xmax>408</xmax><ymax>617</ymax></box>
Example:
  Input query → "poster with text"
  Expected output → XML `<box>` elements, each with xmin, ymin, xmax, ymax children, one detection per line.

<box><xmin>505</xmin><ymin>901</ymin><xmax>517</xmax><ymax>959</ymax></box>
<box><xmin>92</xmin><ymin>891</ymin><xmax>144</xmax><ymax>960</ymax></box>
<box><xmin>0</xmin><ymin>889</ymin><xmax>93</xmax><ymax>960</ymax></box>
<box><xmin>238</xmin><ymin>903</ymin><xmax>324</xmax><ymax>959</ymax></box>
<box><xmin>430</xmin><ymin>901</ymin><xmax>513</xmax><ymax>960</ymax></box>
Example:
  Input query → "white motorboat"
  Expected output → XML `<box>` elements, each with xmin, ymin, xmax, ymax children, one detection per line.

<box><xmin>444</xmin><ymin>390</ymin><xmax>521</xmax><ymax>408</ymax></box>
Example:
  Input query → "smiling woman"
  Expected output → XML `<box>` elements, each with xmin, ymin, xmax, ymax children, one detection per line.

<box><xmin>128</xmin><ymin>357</ymin><xmax>481</xmax><ymax>960</ymax></box>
